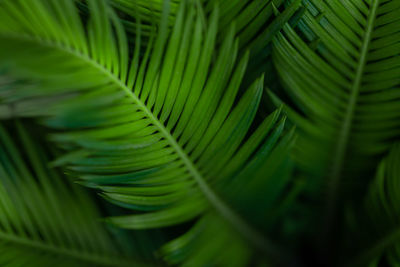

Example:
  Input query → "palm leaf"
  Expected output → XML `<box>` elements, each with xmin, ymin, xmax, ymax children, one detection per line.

<box><xmin>0</xmin><ymin>0</ymin><xmax>298</xmax><ymax>262</ymax></box>
<box><xmin>0</xmin><ymin>121</ymin><xmax>141</xmax><ymax>267</ymax></box>
<box><xmin>270</xmin><ymin>0</ymin><xmax>400</xmax><ymax>227</ymax></box>
<box><xmin>111</xmin><ymin>0</ymin><xmax>302</xmax><ymax>50</ymax></box>
<box><xmin>109</xmin><ymin>0</ymin><xmax>303</xmax><ymax>87</ymax></box>
<box><xmin>160</xmin><ymin>125</ymin><xmax>299</xmax><ymax>266</ymax></box>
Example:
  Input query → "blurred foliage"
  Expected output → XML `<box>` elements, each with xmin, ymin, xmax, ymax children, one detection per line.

<box><xmin>0</xmin><ymin>0</ymin><xmax>399</xmax><ymax>266</ymax></box>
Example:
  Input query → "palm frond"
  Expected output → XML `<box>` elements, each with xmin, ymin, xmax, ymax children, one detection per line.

<box><xmin>111</xmin><ymin>0</ymin><xmax>302</xmax><ymax>50</ymax></box>
<box><xmin>270</xmin><ymin>0</ymin><xmax>400</xmax><ymax>225</ymax></box>
<box><xmin>160</xmin><ymin>126</ymin><xmax>299</xmax><ymax>266</ymax></box>
<box><xmin>0</xmin><ymin>121</ymin><xmax>141</xmax><ymax>267</ymax></box>
<box><xmin>109</xmin><ymin>0</ymin><xmax>303</xmax><ymax>89</ymax></box>
<box><xmin>0</xmin><ymin>0</ymin><xmax>296</xmax><ymax>263</ymax></box>
<box><xmin>4</xmin><ymin>0</ymin><xmax>400</xmax><ymax>265</ymax></box>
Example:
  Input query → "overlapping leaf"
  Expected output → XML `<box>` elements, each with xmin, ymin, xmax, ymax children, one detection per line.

<box><xmin>271</xmin><ymin>0</ymin><xmax>400</xmax><ymax>220</ymax></box>
<box><xmin>0</xmin><ymin>0</ymin><xmax>298</xmax><ymax>263</ymax></box>
<box><xmin>0</xmin><ymin>121</ymin><xmax>140</xmax><ymax>267</ymax></box>
<box><xmin>109</xmin><ymin>0</ymin><xmax>303</xmax><ymax>88</ymax></box>
<box><xmin>161</xmin><ymin>124</ymin><xmax>299</xmax><ymax>267</ymax></box>
<box><xmin>111</xmin><ymin>0</ymin><xmax>301</xmax><ymax>50</ymax></box>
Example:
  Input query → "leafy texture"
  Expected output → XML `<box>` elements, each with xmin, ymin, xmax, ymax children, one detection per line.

<box><xmin>0</xmin><ymin>0</ymin><xmax>297</xmax><ymax>265</ymax></box>
<box><xmin>0</xmin><ymin>121</ymin><xmax>138</xmax><ymax>267</ymax></box>
<box><xmin>0</xmin><ymin>0</ymin><xmax>248</xmax><ymax>227</ymax></box>
<box><xmin>1</xmin><ymin>0</ymin><xmax>400</xmax><ymax>266</ymax></box>
<box><xmin>271</xmin><ymin>0</ymin><xmax>400</xmax><ymax>235</ymax></box>
<box><xmin>160</xmin><ymin>117</ymin><xmax>299</xmax><ymax>267</ymax></box>
<box><xmin>111</xmin><ymin>0</ymin><xmax>301</xmax><ymax>50</ymax></box>
<box><xmin>109</xmin><ymin>0</ymin><xmax>303</xmax><ymax>88</ymax></box>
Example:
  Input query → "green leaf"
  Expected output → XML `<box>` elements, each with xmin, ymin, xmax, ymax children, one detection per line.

<box><xmin>271</xmin><ymin>0</ymin><xmax>400</xmax><ymax>225</ymax></box>
<box><xmin>0</xmin><ymin>121</ymin><xmax>142</xmax><ymax>267</ymax></box>
<box><xmin>160</xmin><ymin>126</ymin><xmax>299</xmax><ymax>267</ymax></box>
<box><xmin>0</xmin><ymin>0</ymin><xmax>295</xmax><ymax>263</ymax></box>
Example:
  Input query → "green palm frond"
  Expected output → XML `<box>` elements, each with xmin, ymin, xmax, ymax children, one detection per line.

<box><xmin>111</xmin><ymin>0</ymin><xmax>301</xmax><ymax>50</ymax></box>
<box><xmin>270</xmin><ymin>0</ymin><xmax>400</xmax><ymax>222</ymax></box>
<box><xmin>0</xmin><ymin>0</ymin><xmax>297</xmax><ymax>263</ymax></box>
<box><xmin>5</xmin><ymin>1</ymin><xmax>399</xmax><ymax>266</ymax></box>
<box><xmin>109</xmin><ymin>0</ymin><xmax>180</xmax><ymax>35</ymax></box>
<box><xmin>345</xmin><ymin>144</ymin><xmax>400</xmax><ymax>266</ymax></box>
<box><xmin>109</xmin><ymin>0</ymin><xmax>302</xmax><ymax>87</ymax></box>
<box><xmin>160</xmin><ymin>126</ymin><xmax>299</xmax><ymax>266</ymax></box>
<box><xmin>0</xmin><ymin>121</ymin><xmax>141</xmax><ymax>267</ymax></box>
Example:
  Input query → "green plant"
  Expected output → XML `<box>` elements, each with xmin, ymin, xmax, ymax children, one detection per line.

<box><xmin>0</xmin><ymin>121</ymin><xmax>143</xmax><ymax>266</ymax></box>
<box><xmin>270</xmin><ymin>0</ymin><xmax>400</xmax><ymax>263</ymax></box>
<box><xmin>0</xmin><ymin>0</ymin><xmax>399</xmax><ymax>266</ymax></box>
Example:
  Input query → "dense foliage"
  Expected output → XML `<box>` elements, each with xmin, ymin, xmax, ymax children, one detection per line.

<box><xmin>0</xmin><ymin>0</ymin><xmax>399</xmax><ymax>266</ymax></box>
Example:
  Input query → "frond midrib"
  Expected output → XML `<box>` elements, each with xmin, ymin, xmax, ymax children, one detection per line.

<box><xmin>0</xmin><ymin>231</ymin><xmax>135</xmax><ymax>267</ymax></box>
<box><xmin>0</xmin><ymin>32</ymin><xmax>277</xmax><ymax>256</ymax></box>
<box><xmin>326</xmin><ymin>0</ymin><xmax>380</xmax><ymax>215</ymax></box>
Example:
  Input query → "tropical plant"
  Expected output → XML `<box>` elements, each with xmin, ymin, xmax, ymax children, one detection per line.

<box><xmin>270</xmin><ymin>0</ymin><xmax>400</xmax><ymax>263</ymax></box>
<box><xmin>0</xmin><ymin>0</ymin><xmax>299</xmax><ymax>266</ymax></box>
<box><xmin>0</xmin><ymin>121</ymin><xmax>145</xmax><ymax>266</ymax></box>
<box><xmin>0</xmin><ymin>0</ymin><xmax>399</xmax><ymax>266</ymax></box>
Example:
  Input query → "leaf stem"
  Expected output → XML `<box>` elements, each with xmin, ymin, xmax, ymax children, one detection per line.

<box><xmin>326</xmin><ymin>0</ymin><xmax>380</xmax><ymax>230</ymax></box>
<box><xmin>1</xmin><ymin>33</ymin><xmax>288</xmax><ymax>264</ymax></box>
